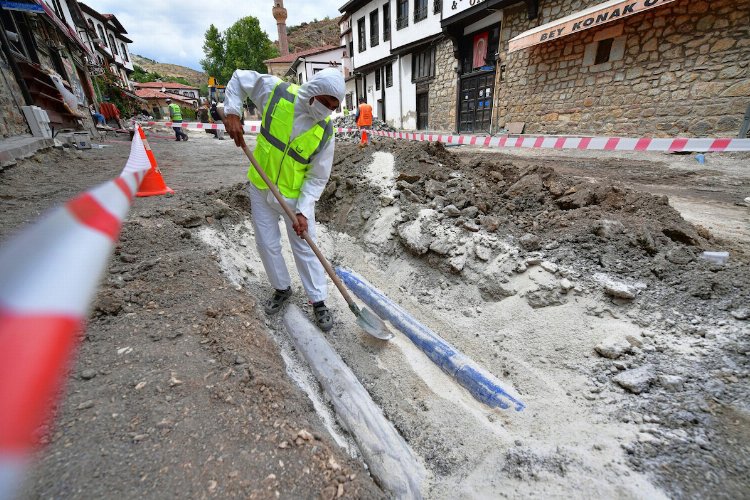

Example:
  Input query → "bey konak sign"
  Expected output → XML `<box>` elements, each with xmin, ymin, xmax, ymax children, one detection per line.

<box><xmin>508</xmin><ymin>0</ymin><xmax>676</xmax><ymax>52</ymax></box>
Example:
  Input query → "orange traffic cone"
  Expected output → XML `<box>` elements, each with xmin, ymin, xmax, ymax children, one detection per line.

<box><xmin>135</xmin><ymin>125</ymin><xmax>174</xmax><ymax>197</ymax></box>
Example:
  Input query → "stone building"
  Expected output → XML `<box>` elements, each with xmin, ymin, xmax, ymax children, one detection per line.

<box><xmin>340</xmin><ymin>0</ymin><xmax>748</xmax><ymax>137</ymax></box>
<box><xmin>495</xmin><ymin>0</ymin><xmax>750</xmax><ymax>136</ymax></box>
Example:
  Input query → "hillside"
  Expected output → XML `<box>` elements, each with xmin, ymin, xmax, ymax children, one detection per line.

<box><xmin>284</xmin><ymin>16</ymin><xmax>341</xmax><ymax>52</ymax></box>
<box><xmin>131</xmin><ymin>54</ymin><xmax>207</xmax><ymax>88</ymax></box>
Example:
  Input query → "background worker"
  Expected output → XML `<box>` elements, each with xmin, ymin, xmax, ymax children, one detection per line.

<box><xmin>222</xmin><ymin>68</ymin><xmax>345</xmax><ymax>332</ymax></box>
<box><xmin>166</xmin><ymin>98</ymin><xmax>188</xmax><ymax>141</ymax></box>
<box><xmin>355</xmin><ymin>97</ymin><xmax>372</xmax><ymax>147</ymax></box>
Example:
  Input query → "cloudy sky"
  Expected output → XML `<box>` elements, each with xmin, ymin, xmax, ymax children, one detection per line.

<box><xmin>82</xmin><ymin>0</ymin><xmax>343</xmax><ymax>70</ymax></box>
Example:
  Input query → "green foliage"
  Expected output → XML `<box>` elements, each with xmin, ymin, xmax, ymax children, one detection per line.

<box><xmin>200</xmin><ymin>24</ymin><xmax>225</xmax><ymax>81</ymax></box>
<box><xmin>180</xmin><ymin>106</ymin><xmax>196</xmax><ymax>120</ymax></box>
<box><xmin>130</xmin><ymin>65</ymin><xmax>192</xmax><ymax>86</ymax></box>
<box><xmin>199</xmin><ymin>83</ymin><xmax>208</xmax><ymax>97</ymax></box>
<box><xmin>200</xmin><ymin>17</ymin><xmax>278</xmax><ymax>84</ymax></box>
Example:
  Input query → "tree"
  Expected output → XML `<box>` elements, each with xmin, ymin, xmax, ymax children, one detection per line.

<box><xmin>200</xmin><ymin>17</ymin><xmax>278</xmax><ymax>85</ymax></box>
<box><xmin>200</xmin><ymin>24</ymin><xmax>224</xmax><ymax>80</ymax></box>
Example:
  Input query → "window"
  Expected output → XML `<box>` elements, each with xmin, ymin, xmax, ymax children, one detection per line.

<box><xmin>385</xmin><ymin>63</ymin><xmax>393</xmax><ymax>87</ymax></box>
<box><xmin>1</xmin><ymin>11</ymin><xmax>33</xmax><ymax>60</ymax></box>
<box><xmin>383</xmin><ymin>4</ymin><xmax>391</xmax><ymax>41</ymax></box>
<box><xmin>97</xmin><ymin>24</ymin><xmax>107</xmax><ymax>46</ymax></box>
<box><xmin>120</xmin><ymin>43</ymin><xmax>129</xmax><ymax>61</ymax></box>
<box><xmin>397</xmin><ymin>0</ymin><xmax>408</xmax><ymax>30</ymax></box>
<box><xmin>375</xmin><ymin>68</ymin><xmax>381</xmax><ymax>90</ymax></box>
<box><xmin>433</xmin><ymin>0</ymin><xmax>441</xmax><ymax>14</ymax></box>
<box><xmin>414</xmin><ymin>0</ymin><xmax>427</xmax><ymax>23</ymax></box>
<box><xmin>412</xmin><ymin>46</ymin><xmax>435</xmax><ymax>82</ymax></box>
<box><xmin>51</xmin><ymin>0</ymin><xmax>64</xmax><ymax>18</ymax></box>
<box><xmin>357</xmin><ymin>18</ymin><xmax>366</xmax><ymax>52</ymax></box>
<box><xmin>594</xmin><ymin>38</ymin><xmax>613</xmax><ymax>65</ymax></box>
<box><xmin>108</xmin><ymin>34</ymin><xmax>118</xmax><ymax>55</ymax></box>
<box><xmin>369</xmin><ymin>10</ymin><xmax>379</xmax><ymax>47</ymax></box>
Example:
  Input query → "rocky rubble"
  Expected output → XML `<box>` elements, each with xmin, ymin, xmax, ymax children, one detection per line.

<box><xmin>318</xmin><ymin>139</ymin><xmax>750</xmax><ymax>498</ymax></box>
<box><xmin>332</xmin><ymin>115</ymin><xmax>397</xmax><ymax>143</ymax></box>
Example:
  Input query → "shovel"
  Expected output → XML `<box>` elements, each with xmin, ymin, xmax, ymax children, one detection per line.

<box><xmin>239</xmin><ymin>143</ymin><xmax>393</xmax><ymax>341</ymax></box>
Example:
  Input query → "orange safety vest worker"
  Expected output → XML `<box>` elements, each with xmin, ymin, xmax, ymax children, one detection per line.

<box><xmin>357</xmin><ymin>102</ymin><xmax>373</xmax><ymax>127</ymax></box>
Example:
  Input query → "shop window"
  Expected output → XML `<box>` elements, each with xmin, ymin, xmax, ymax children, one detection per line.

<box><xmin>375</xmin><ymin>68</ymin><xmax>381</xmax><ymax>90</ymax></box>
<box><xmin>397</xmin><ymin>0</ymin><xmax>408</xmax><ymax>30</ymax></box>
<box><xmin>369</xmin><ymin>9</ymin><xmax>379</xmax><ymax>47</ymax></box>
<box><xmin>414</xmin><ymin>0</ymin><xmax>427</xmax><ymax>23</ymax></box>
<box><xmin>594</xmin><ymin>38</ymin><xmax>613</xmax><ymax>65</ymax></box>
<box><xmin>412</xmin><ymin>46</ymin><xmax>435</xmax><ymax>82</ymax></box>
<box><xmin>386</xmin><ymin>64</ymin><xmax>393</xmax><ymax>87</ymax></box>
<box><xmin>357</xmin><ymin>17</ymin><xmax>366</xmax><ymax>52</ymax></box>
<box><xmin>383</xmin><ymin>4</ymin><xmax>391</xmax><ymax>41</ymax></box>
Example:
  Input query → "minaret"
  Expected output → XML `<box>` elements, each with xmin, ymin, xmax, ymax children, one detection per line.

<box><xmin>272</xmin><ymin>0</ymin><xmax>289</xmax><ymax>56</ymax></box>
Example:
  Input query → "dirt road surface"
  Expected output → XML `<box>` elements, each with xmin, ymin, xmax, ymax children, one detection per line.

<box><xmin>2</xmin><ymin>128</ymin><xmax>748</xmax><ymax>499</ymax></box>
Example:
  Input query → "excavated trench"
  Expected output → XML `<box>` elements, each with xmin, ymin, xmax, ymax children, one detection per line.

<box><xmin>200</xmin><ymin>141</ymin><xmax>749</xmax><ymax>498</ymax></box>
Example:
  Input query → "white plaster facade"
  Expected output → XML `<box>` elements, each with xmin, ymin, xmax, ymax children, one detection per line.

<box><xmin>289</xmin><ymin>47</ymin><xmax>347</xmax><ymax>84</ymax></box>
<box><xmin>341</xmin><ymin>0</ymin><xmax>446</xmax><ymax>129</ymax></box>
<box><xmin>78</xmin><ymin>4</ymin><xmax>134</xmax><ymax>90</ymax></box>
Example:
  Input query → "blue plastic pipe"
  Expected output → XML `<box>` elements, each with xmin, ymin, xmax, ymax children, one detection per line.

<box><xmin>336</xmin><ymin>267</ymin><xmax>525</xmax><ymax>412</ymax></box>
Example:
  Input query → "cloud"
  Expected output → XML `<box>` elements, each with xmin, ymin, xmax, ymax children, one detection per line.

<box><xmin>82</xmin><ymin>0</ymin><xmax>343</xmax><ymax>70</ymax></box>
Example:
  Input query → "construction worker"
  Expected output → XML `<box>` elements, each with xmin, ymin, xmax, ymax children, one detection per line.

<box><xmin>355</xmin><ymin>97</ymin><xmax>372</xmax><ymax>147</ymax></box>
<box><xmin>223</xmin><ymin>68</ymin><xmax>345</xmax><ymax>332</ymax></box>
<box><xmin>166</xmin><ymin>98</ymin><xmax>188</xmax><ymax>141</ymax></box>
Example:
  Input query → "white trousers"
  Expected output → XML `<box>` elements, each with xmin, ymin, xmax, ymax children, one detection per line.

<box><xmin>247</xmin><ymin>184</ymin><xmax>327</xmax><ymax>303</ymax></box>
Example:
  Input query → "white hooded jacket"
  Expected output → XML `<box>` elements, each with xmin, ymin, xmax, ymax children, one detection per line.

<box><xmin>224</xmin><ymin>68</ymin><xmax>346</xmax><ymax>220</ymax></box>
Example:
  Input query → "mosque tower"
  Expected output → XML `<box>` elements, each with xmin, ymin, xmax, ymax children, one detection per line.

<box><xmin>272</xmin><ymin>0</ymin><xmax>289</xmax><ymax>56</ymax></box>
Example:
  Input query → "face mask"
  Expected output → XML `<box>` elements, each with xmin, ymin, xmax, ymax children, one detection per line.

<box><xmin>308</xmin><ymin>98</ymin><xmax>332</xmax><ymax>121</ymax></box>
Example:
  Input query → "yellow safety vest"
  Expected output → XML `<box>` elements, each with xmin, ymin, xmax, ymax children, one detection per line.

<box><xmin>168</xmin><ymin>103</ymin><xmax>182</xmax><ymax>121</ymax></box>
<box><xmin>250</xmin><ymin>82</ymin><xmax>333</xmax><ymax>199</ymax></box>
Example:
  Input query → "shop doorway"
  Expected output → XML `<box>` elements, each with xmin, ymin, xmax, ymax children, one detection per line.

<box><xmin>458</xmin><ymin>72</ymin><xmax>494</xmax><ymax>133</ymax></box>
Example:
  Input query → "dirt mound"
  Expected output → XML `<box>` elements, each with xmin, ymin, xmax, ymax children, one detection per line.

<box><xmin>318</xmin><ymin>140</ymin><xmax>749</xmax><ymax>497</ymax></box>
<box><xmin>323</xmin><ymin>141</ymin><xmax>748</xmax><ymax>313</ymax></box>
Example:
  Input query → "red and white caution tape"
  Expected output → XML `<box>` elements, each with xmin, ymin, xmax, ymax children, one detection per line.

<box><xmin>339</xmin><ymin>128</ymin><xmax>750</xmax><ymax>153</ymax></box>
<box><xmin>0</xmin><ymin>127</ymin><xmax>151</xmax><ymax>499</ymax></box>
<box><xmin>136</xmin><ymin>121</ymin><xmax>750</xmax><ymax>152</ymax></box>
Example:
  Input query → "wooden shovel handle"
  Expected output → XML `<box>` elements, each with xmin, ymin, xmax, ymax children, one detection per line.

<box><xmin>240</xmin><ymin>145</ymin><xmax>357</xmax><ymax>309</ymax></box>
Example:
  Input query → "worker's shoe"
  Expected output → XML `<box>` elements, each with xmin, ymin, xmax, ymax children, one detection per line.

<box><xmin>264</xmin><ymin>287</ymin><xmax>292</xmax><ymax>315</ymax></box>
<box><xmin>312</xmin><ymin>301</ymin><xmax>333</xmax><ymax>332</ymax></box>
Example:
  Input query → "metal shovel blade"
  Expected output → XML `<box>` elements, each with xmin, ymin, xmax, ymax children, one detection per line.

<box><xmin>355</xmin><ymin>305</ymin><xmax>394</xmax><ymax>340</ymax></box>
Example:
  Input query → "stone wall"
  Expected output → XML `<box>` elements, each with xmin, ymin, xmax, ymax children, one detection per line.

<box><xmin>428</xmin><ymin>38</ymin><xmax>458</xmax><ymax>131</ymax></box>
<box><xmin>496</xmin><ymin>0</ymin><xmax>750</xmax><ymax>137</ymax></box>
<box><xmin>0</xmin><ymin>51</ymin><xmax>30</xmax><ymax>138</ymax></box>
